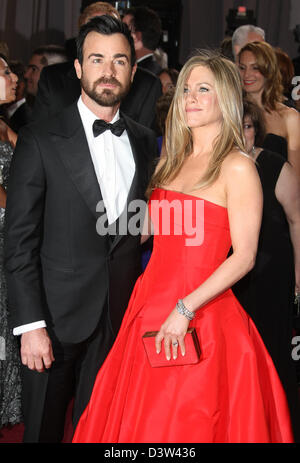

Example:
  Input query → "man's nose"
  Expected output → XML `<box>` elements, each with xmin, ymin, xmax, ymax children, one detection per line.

<box><xmin>24</xmin><ymin>68</ymin><xmax>31</xmax><ymax>79</ymax></box>
<box><xmin>102</xmin><ymin>61</ymin><xmax>115</xmax><ymax>76</ymax></box>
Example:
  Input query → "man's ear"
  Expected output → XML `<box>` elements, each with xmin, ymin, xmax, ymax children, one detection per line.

<box><xmin>131</xmin><ymin>63</ymin><xmax>137</xmax><ymax>83</ymax></box>
<box><xmin>74</xmin><ymin>59</ymin><xmax>82</xmax><ymax>80</ymax></box>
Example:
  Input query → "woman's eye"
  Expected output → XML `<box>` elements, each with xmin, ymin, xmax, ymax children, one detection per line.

<box><xmin>199</xmin><ymin>87</ymin><xmax>208</xmax><ymax>92</ymax></box>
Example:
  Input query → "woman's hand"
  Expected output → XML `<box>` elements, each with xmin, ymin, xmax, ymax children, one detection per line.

<box><xmin>155</xmin><ymin>307</ymin><xmax>190</xmax><ymax>360</ymax></box>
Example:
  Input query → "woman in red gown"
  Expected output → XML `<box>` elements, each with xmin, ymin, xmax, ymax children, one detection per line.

<box><xmin>73</xmin><ymin>51</ymin><xmax>293</xmax><ymax>443</ymax></box>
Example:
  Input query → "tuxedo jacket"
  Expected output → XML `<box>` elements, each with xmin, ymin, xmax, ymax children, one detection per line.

<box><xmin>4</xmin><ymin>102</ymin><xmax>158</xmax><ymax>343</ymax></box>
<box><xmin>32</xmin><ymin>61</ymin><xmax>162</xmax><ymax>130</ymax></box>
<box><xmin>8</xmin><ymin>101</ymin><xmax>32</xmax><ymax>133</ymax></box>
<box><xmin>138</xmin><ymin>56</ymin><xmax>162</xmax><ymax>76</ymax></box>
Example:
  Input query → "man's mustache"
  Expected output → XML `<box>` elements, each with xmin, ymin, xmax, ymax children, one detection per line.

<box><xmin>94</xmin><ymin>77</ymin><xmax>122</xmax><ymax>87</ymax></box>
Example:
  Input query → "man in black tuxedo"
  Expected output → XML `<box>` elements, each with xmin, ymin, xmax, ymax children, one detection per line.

<box><xmin>4</xmin><ymin>15</ymin><xmax>157</xmax><ymax>443</ymax></box>
<box><xmin>32</xmin><ymin>2</ymin><xmax>162</xmax><ymax>130</ymax></box>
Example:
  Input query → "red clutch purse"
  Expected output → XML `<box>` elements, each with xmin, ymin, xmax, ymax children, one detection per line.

<box><xmin>142</xmin><ymin>328</ymin><xmax>201</xmax><ymax>367</ymax></box>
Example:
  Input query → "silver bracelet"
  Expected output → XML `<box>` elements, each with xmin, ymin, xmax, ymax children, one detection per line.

<box><xmin>176</xmin><ymin>299</ymin><xmax>195</xmax><ymax>321</ymax></box>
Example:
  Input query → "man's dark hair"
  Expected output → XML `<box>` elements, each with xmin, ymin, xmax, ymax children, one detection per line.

<box><xmin>32</xmin><ymin>45</ymin><xmax>67</xmax><ymax>66</ymax></box>
<box><xmin>125</xmin><ymin>6</ymin><xmax>162</xmax><ymax>51</ymax></box>
<box><xmin>76</xmin><ymin>14</ymin><xmax>136</xmax><ymax>66</ymax></box>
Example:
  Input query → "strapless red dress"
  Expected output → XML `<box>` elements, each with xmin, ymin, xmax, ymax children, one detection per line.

<box><xmin>73</xmin><ymin>188</ymin><xmax>293</xmax><ymax>443</ymax></box>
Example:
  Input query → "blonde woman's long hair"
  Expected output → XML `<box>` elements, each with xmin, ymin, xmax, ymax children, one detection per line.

<box><xmin>147</xmin><ymin>50</ymin><xmax>246</xmax><ymax>197</ymax></box>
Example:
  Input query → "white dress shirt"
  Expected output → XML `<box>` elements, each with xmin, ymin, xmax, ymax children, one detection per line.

<box><xmin>6</xmin><ymin>97</ymin><xmax>26</xmax><ymax>119</ymax></box>
<box><xmin>13</xmin><ymin>97</ymin><xmax>135</xmax><ymax>336</ymax></box>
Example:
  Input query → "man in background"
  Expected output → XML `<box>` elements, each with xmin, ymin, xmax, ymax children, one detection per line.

<box><xmin>24</xmin><ymin>45</ymin><xmax>67</xmax><ymax>97</ymax></box>
<box><xmin>231</xmin><ymin>24</ymin><xmax>265</xmax><ymax>62</ymax></box>
<box><xmin>123</xmin><ymin>6</ymin><xmax>163</xmax><ymax>75</ymax></box>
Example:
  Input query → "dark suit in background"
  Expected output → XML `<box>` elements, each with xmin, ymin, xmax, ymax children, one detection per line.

<box><xmin>137</xmin><ymin>55</ymin><xmax>162</xmax><ymax>76</ymax></box>
<box><xmin>4</xmin><ymin>102</ymin><xmax>157</xmax><ymax>442</ymax></box>
<box><xmin>32</xmin><ymin>61</ymin><xmax>162</xmax><ymax>130</ymax></box>
<box><xmin>7</xmin><ymin>100</ymin><xmax>32</xmax><ymax>133</ymax></box>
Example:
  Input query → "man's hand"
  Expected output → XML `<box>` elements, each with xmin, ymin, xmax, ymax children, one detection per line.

<box><xmin>21</xmin><ymin>328</ymin><xmax>55</xmax><ymax>373</ymax></box>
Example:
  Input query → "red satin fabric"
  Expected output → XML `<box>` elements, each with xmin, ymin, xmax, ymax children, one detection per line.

<box><xmin>73</xmin><ymin>188</ymin><xmax>294</xmax><ymax>443</ymax></box>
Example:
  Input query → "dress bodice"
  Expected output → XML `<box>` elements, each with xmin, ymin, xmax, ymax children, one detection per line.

<box><xmin>262</xmin><ymin>133</ymin><xmax>288</xmax><ymax>160</ymax></box>
<box><xmin>149</xmin><ymin>188</ymin><xmax>230</xmax><ymax>270</ymax></box>
<box><xmin>134</xmin><ymin>188</ymin><xmax>231</xmax><ymax>327</ymax></box>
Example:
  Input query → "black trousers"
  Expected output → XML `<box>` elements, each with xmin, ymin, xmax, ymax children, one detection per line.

<box><xmin>21</xmin><ymin>307</ymin><xmax>115</xmax><ymax>443</ymax></box>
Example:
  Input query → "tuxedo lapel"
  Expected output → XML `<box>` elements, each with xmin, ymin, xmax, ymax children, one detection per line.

<box><xmin>48</xmin><ymin>103</ymin><xmax>103</xmax><ymax>220</ymax></box>
<box><xmin>108</xmin><ymin>114</ymin><xmax>148</xmax><ymax>253</ymax></box>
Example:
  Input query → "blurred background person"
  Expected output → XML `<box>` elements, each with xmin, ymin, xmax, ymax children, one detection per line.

<box><xmin>158</xmin><ymin>68</ymin><xmax>179</xmax><ymax>95</ymax></box>
<box><xmin>238</xmin><ymin>41</ymin><xmax>300</xmax><ymax>178</ymax></box>
<box><xmin>275</xmin><ymin>47</ymin><xmax>297</xmax><ymax>109</ymax></box>
<box><xmin>3</xmin><ymin>61</ymin><xmax>32</xmax><ymax>133</ymax></box>
<box><xmin>231</xmin><ymin>24</ymin><xmax>265</xmax><ymax>62</ymax></box>
<box><xmin>0</xmin><ymin>42</ymin><xmax>9</xmax><ymax>61</ymax></box>
<box><xmin>0</xmin><ymin>53</ymin><xmax>22</xmax><ymax>430</ymax></box>
<box><xmin>24</xmin><ymin>45</ymin><xmax>67</xmax><ymax>100</ymax></box>
<box><xmin>123</xmin><ymin>6</ymin><xmax>163</xmax><ymax>75</ymax></box>
<box><xmin>220</xmin><ymin>36</ymin><xmax>234</xmax><ymax>62</ymax></box>
<box><xmin>233</xmin><ymin>98</ymin><xmax>300</xmax><ymax>441</ymax></box>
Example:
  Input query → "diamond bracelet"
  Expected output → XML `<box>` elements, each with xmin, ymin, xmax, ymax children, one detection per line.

<box><xmin>176</xmin><ymin>299</ymin><xmax>195</xmax><ymax>321</ymax></box>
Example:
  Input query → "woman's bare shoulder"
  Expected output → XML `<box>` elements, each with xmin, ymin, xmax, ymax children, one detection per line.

<box><xmin>277</xmin><ymin>103</ymin><xmax>300</xmax><ymax>123</ymax></box>
<box><xmin>221</xmin><ymin>150</ymin><xmax>256</xmax><ymax>176</ymax></box>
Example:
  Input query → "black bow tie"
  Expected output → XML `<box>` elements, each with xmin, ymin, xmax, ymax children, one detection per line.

<box><xmin>93</xmin><ymin>118</ymin><xmax>126</xmax><ymax>138</ymax></box>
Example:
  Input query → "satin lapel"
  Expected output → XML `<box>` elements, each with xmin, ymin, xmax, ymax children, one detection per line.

<box><xmin>109</xmin><ymin>115</ymin><xmax>147</xmax><ymax>253</ymax></box>
<box><xmin>49</xmin><ymin>104</ymin><xmax>103</xmax><ymax>219</ymax></box>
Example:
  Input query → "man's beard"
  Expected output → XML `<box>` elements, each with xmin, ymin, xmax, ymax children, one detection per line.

<box><xmin>81</xmin><ymin>75</ymin><xmax>131</xmax><ymax>107</ymax></box>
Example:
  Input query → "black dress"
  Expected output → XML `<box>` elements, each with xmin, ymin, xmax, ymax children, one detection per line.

<box><xmin>0</xmin><ymin>142</ymin><xmax>22</xmax><ymax>428</ymax></box>
<box><xmin>262</xmin><ymin>133</ymin><xmax>288</xmax><ymax>160</ymax></box>
<box><xmin>233</xmin><ymin>149</ymin><xmax>300</xmax><ymax>440</ymax></box>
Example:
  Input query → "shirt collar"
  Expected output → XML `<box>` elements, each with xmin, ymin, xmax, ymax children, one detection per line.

<box><xmin>137</xmin><ymin>53</ymin><xmax>154</xmax><ymax>63</ymax></box>
<box><xmin>77</xmin><ymin>96</ymin><xmax>120</xmax><ymax>137</ymax></box>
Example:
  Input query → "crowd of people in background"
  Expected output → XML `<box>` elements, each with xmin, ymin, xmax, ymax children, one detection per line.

<box><xmin>0</xmin><ymin>1</ymin><xmax>300</xmax><ymax>444</ymax></box>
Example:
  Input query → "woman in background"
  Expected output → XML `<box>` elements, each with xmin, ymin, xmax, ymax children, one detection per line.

<box><xmin>238</xmin><ymin>41</ymin><xmax>300</xmax><ymax>177</ymax></box>
<box><xmin>0</xmin><ymin>53</ymin><xmax>22</xmax><ymax>429</ymax></box>
<box><xmin>233</xmin><ymin>99</ymin><xmax>300</xmax><ymax>440</ymax></box>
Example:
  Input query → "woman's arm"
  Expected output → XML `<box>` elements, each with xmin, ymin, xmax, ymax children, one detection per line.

<box><xmin>286</xmin><ymin>108</ymin><xmax>300</xmax><ymax>179</ymax></box>
<box><xmin>155</xmin><ymin>153</ymin><xmax>263</xmax><ymax>359</ymax></box>
<box><xmin>0</xmin><ymin>119</ymin><xmax>17</xmax><ymax>148</ymax></box>
<box><xmin>275</xmin><ymin>162</ymin><xmax>300</xmax><ymax>293</ymax></box>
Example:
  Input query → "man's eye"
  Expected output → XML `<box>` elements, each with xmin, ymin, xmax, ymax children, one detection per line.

<box><xmin>115</xmin><ymin>59</ymin><xmax>125</xmax><ymax>65</ymax></box>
